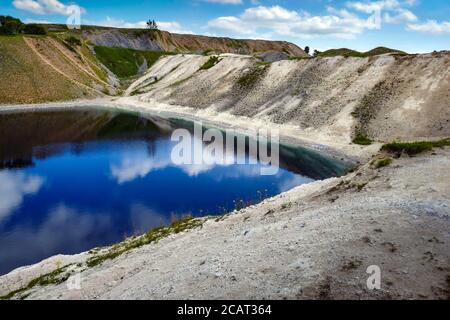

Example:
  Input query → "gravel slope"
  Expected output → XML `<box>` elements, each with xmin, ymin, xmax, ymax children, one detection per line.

<box><xmin>130</xmin><ymin>52</ymin><xmax>450</xmax><ymax>144</ymax></box>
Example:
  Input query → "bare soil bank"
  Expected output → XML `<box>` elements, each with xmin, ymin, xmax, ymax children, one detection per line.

<box><xmin>129</xmin><ymin>52</ymin><xmax>450</xmax><ymax>144</ymax></box>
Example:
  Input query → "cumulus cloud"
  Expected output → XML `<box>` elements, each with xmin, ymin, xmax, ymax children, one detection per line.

<box><xmin>202</xmin><ymin>0</ymin><xmax>243</xmax><ymax>4</ymax></box>
<box><xmin>110</xmin><ymin>152</ymin><xmax>168</xmax><ymax>184</ymax></box>
<box><xmin>156</xmin><ymin>21</ymin><xmax>194</xmax><ymax>34</ymax></box>
<box><xmin>13</xmin><ymin>0</ymin><xmax>84</xmax><ymax>16</ymax></box>
<box><xmin>346</xmin><ymin>0</ymin><xmax>402</xmax><ymax>13</ymax></box>
<box><xmin>0</xmin><ymin>171</ymin><xmax>44</xmax><ymax>222</ymax></box>
<box><xmin>384</xmin><ymin>8</ymin><xmax>417</xmax><ymax>24</ymax></box>
<box><xmin>208</xmin><ymin>5</ymin><xmax>379</xmax><ymax>39</ymax></box>
<box><xmin>407</xmin><ymin>20</ymin><xmax>450</xmax><ymax>34</ymax></box>
<box><xmin>92</xmin><ymin>17</ymin><xmax>193</xmax><ymax>34</ymax></box>
<box><xmin>206</xmin><ymin>1</ymin><xmax>424</xmax><ymax>39</ymax></box>
<box><xmin>347</xmin><ymin>0</ymin><xmax>418</xmax><ymax>24</ymax></box>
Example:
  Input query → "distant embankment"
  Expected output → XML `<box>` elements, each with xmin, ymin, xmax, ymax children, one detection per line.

<box><xmin>127</xmin><ymin>51</ymin><xmax>450</xmax><ymax>144</ymax></box>
<box><xmin>81</xmin><ymin>27</ymin><xmax>306</xmax><ymax>56</ymax></box>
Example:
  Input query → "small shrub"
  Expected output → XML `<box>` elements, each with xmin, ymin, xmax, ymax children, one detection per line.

<box><xmin>199</xmin><ymin>56</ymin><xmax>220</xmax><ymax>70</ymax></box>
<box><xmin>66</xmin><ymin>36</ymin><xmax>81</xmax><ymax>46</ymax></box>
<box><xmin>374</xmin><ymin>158</ymin><xmax>393</xmax><ymax>169</ymax></box>
<box><xmin>353</xmin><ymin>133</ymin><xmax>373</xmax><ymax>145</ymax></box>
<box><xmin>382</xmin><ymin>139</ymin><xmax>450</xmax><ymax>156</ymax></box>
<box><xmin>237</xmin><ymin>67</ymin><xmax>266</xmax><ymax>89</ymax></box>
<box><xmin>23</xmin><ymin>24</ymin><xmax>46</xmax><ymax>35</ymax></box>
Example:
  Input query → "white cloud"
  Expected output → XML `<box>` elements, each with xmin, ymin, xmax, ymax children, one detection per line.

<box><xmin>384</xmin><ymin>9</ymin><xmax>417</xmax><ymax>24</ymax></box>
<box><xmin>202</xmin><ymin>0</ymin><xmax>242</xmax><ymax>4</ymax></box>
<box><xmin>110</xmin><ymin>152</ymin><xmax>168</xmax><ymax>184</ymax></box>
<box><xmin>347</xmin><ymin>0</ymin><xmax>418</xmax><ymax>24</ymax></box>
<box><xmin>0</xmin><ymin>171</ymin><xmax>44</xmax><ymax>222</ymax></box>
<box><xmin>13</xmin><ymin>0</ymin><xmax>84</xmax><ymax>16</ymax></box>
<box><xmin>407</xmin><ymin>20</ymin><xmax>450</xmax><ymax>34</ymax></box>
<box><xmin>346</xmin><ymin>0</ymin><xmax>401</xmax><ymax>14</ymax></box>
<box><xmin>156</xmin><ymin>21</ymin><xmax>194</xmax><ymax>34</ymax></box>
<box><xmin>92</xmin><ymin>17</ymin><xmax>193</xmax><ymax>34</ymax></box>
<box><xmin>208</xmin><ymin>5</ymin><xmax>379</xmax><ymax>39</ymax></box>
<box><xmin>241</xmin><ymin>5</ymin><xmax>299</xmax><ymax>22</ymax></box>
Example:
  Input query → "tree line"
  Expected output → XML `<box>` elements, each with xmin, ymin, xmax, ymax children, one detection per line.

<box><xmin>0</xmin><ymin>16</ymin><xmax>47</xmax><ymax>35</ymax></box>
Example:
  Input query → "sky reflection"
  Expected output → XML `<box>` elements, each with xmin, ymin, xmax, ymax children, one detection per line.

<box><xmin>0</xmin><ymin>108</ymin><xmax>346</xmax><ymax>275</ymax></box>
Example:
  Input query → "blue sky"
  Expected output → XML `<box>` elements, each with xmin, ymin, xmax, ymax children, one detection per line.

<box><xmin>1</xmin><ymin>0</ymin><xmax>449</xmax><ymax>53</ymax></box>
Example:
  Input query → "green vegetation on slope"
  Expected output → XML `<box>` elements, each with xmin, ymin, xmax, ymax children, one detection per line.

<box><xmin>0</xmin><ymin>35</ymin><xmax>90</xmax><ymax>104</ymax></box>
<box><xmin>0</xmin><ymin>265</ymin><xmax>72</xmax><ymax>300</ymax></box>
<box><xmin>318</xmin><ymin>48</ymin><xmax>368</xmax><ymax>58</ymax></box>
<box><xmin>373</xmin><ymin>158</ymin><xmax>393</xmax><ymax>169</ymax></box>
<box><xmin>0</xmin><ymin>16</ymin><xmax>46</xmax><ymax>35</ymax></box>
<box><xmin>199</xmin><ymin>55</ymin><xmax>221</xmax><ymax>70</ymax></box>
<box><xmin>318</xmin><ymin>47</ymin><xmax>407</xmax><ymax>58</ymax></box>
<box><xmin>365</xmin><ymin>47</ymin><xmax>407</xmax><ymax>56</ymax></box>
<box><xmin>94</xmin><ymin>46</ymin><xmax>172</xmax><ymax>78</ymax></box>
<box><xmin>382</xmin><ymin>139</ymin><xmax>450</xmax><ymax>156</ymax></box>
<box><xmin>237</xmin><ymin>66</ymin><xmax>268</xmax><ymax>89</ymax></box>
<box><xmin>353</xmin><ymin>133</ymin><xmax>373</xmax><ymax>145</ymax></box>
<box><xmin>86</xmin><ymin>215</ymin><xmax>204</xmax><ymax>268</ymax></box>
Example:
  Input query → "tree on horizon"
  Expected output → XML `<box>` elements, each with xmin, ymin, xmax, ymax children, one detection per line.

<box><xmin>146</xmin><ymin>20</ymin><xmax>158</xmax><ymax>30</ymax></box>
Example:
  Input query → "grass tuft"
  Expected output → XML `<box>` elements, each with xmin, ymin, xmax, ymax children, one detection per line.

<box><xmin>353</xmin><ymin>133</ymin><xmax>373</xmax><ymax>145</ymax></box>
<box><xmin>0</xmin><ymin>265</ymin><xmax>72</xmax><ymax>300</ymax></box>
<box><xmin>86</xmin><ymin>215</ymin><xmax>203</xmax><ymax>268</ymax></box>
<box><xmin>94</xmin><ymin>46</ymin><xmax>173</xmax><ymax>78</ymax></box>
<box><xmin>382</xmin><ymin>139</ymin><xmax>450</xmax><ymax>156</ymax></box>
<box><xmin>237</xmin><ymin>67</ymin><xmax>266</xmax><ymax>89</ymax></box>
<box><xmin>374</xmin><ymin>158</ymin><xmax>393</xmax><ymax>169</ymax></box>
<box><xmin>199</xmin><ymin>56</ymin><xmax>221</xmax><ymax>70</ymax></box>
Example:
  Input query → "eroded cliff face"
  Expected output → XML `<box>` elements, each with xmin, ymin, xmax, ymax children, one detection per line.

<box><xmin>128</xmin><ymin>52</ymin><xmax>450</xmax><ymax>143</ymax></box>
<box><xmin>82</xmin><ymin>28</ymin><xmax>306</xmax><ymax>56</ymax></box>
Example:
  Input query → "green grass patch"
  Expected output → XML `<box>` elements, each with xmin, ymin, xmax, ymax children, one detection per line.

<box><xmin>86</xmin><ymin>215</ymin><xmax>204</xmax><ymax>268</ymax></box>
<box><xmin>374</xmin><ymin>158</ymin><xmax>393</xmax><ymax>169</ymax></box>
<box><xmin>199</xmin><ymin>56</ymin><xmax>221</xmax><ymax>70</ymax></box>
<box><xmin>318</xmin><ymin>48</ymin><xmax>367</xmax><ymax>58</ymax></box>
<box><xmin>65</xmin><ymin>35</ymin><xmax>81</xmax><ymax>46</ymax></box>
<box><xmin>0</xmin><ymin>265</ymin><xmax>72</xmax><ymax>300</ymax></box>
<box><xmin>237</xmin><ymin>67</ymin><xmax>267</xmax><ymax>89</ymax></box>
<box><xmin>365</xmin><ymin>47</ymin><xmax>407</xmax><ymax>56</ymax></box>
<box><xmin>317</xmin><ymin>47</ymin><xmax>408</xmax><ymax>58</ymax></box>
<box><xmin>382</xmin><ymin>139</ymin><xmax>450</xmax><ymax>156</ymax></box>
<box><xmin>353</xmin><ymin>133</ymin><xmax>373</xmax><ymax>145</ymax></box>
<box><xmin>94</xmin><ymin>46</ymin><xmax>171</xmax><ymax>78</ymax></box>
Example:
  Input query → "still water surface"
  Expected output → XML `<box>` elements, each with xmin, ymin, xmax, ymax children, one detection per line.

<box><xmin>0</xmin><ymin>107</ymin><xmax>349</xmax><ymax>275</ymax></box>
